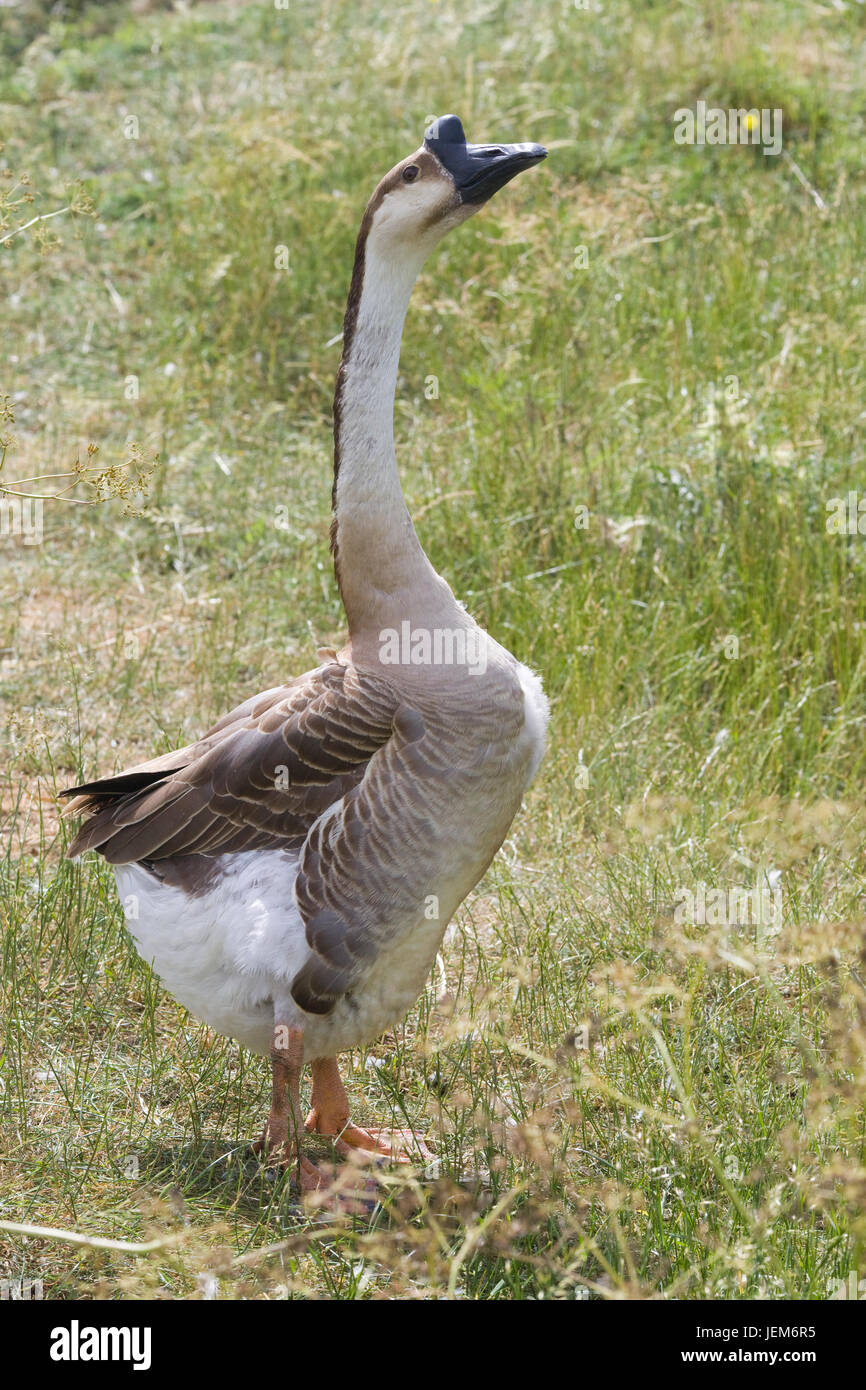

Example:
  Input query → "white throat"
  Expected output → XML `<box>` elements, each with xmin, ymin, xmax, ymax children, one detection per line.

<box><xmin>331</xmin><ymin>208</ymin><xmax>462</xmax><ymax>639</ymax></box>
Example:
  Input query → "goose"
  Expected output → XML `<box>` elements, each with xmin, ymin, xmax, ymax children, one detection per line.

<box><xmin>62</xmin><ymin>115</ymin><xmax>549</xmax><ymax>1196</ymax></box>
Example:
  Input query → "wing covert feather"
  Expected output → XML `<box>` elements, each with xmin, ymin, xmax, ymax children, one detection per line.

<box><xmin>63</xmin><ymin>664</ymin><xmax>400</xmax><ymax>862</ymax></box>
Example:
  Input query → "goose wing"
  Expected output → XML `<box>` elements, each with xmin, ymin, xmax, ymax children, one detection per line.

<box><xmin>62</xmin><ymin>662</ymin><xmax>401</xmax><ymax>862</ymax></box>
<box><xmin>63</xmin><ymin>661</ymin><xmax>447</xmax><ymax>1018</ymax></box>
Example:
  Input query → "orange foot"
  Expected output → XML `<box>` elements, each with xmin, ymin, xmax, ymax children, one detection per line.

<box><xmin>250</xmin><ymin>1124</ymin><xmax>328</xmax><ymax>1190</ymax></box>
<box><xmin>251</xmin><ymin>1129</ymin><xmax>377</xmax><ymax>1213</ymax></box>
<box><xmin>305</xmin><ymin>1057</ymin><xmax>435</xmax><ymax>1168</ymax></box>
<box><xmin>306</xmin><ymin>1111</ymin><xmax>434</xmax><ymax>1165</ymax></box>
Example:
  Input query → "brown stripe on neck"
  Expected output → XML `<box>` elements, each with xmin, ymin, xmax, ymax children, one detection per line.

<box><xmin>330</xmin><ymin>147</ymin><xmax>445</xmax><ymax>600</ymax></box>
<box><xmin>330</xmin><ymin>176</ymin><xmax>393</xmax><ymax>600</ymax></box>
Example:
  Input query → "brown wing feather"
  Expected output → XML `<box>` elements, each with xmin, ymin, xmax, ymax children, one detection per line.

<box><xmin>62</xmin><ymin>663</ymin><xmax>400</xmax><ymax>863</ymax></box>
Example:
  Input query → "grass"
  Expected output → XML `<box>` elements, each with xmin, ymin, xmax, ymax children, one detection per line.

<box><xmin>2</xmin><ymin>0</ymin><xmax>866</xmax><ymax>1299</ymax></box>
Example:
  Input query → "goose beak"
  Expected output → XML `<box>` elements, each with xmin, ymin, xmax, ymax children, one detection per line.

<box><xmin>424</xmin><ymin>114</ymin><xmax>547</xmax><ymax>205</ymax></box>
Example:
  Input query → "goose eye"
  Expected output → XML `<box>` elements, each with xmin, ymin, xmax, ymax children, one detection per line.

<box><xmin>402</xmin><ymin>164</ymin><xmax>420</xmax><ymax>183</ymax></box>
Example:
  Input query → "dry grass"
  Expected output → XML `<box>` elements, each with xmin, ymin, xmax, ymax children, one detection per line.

<box><xmin>2</xmin><ymin>0</ymin><xmax>866</xmax><ymax>1300</ymax></box>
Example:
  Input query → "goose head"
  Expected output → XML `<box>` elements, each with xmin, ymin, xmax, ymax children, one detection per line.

<box><xmin>359</xmin><ymin>114</ymin><xmax>547</xmax><ymax>267</ymax></box>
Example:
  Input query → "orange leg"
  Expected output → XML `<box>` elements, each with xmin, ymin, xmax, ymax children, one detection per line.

<box><xmin>251</xmin><ymin>1028</ymin><xmax>379</xmax><ymax>1213</ymax></box>
<box><xmin>252</xmin><ymin>1024</ymin><xmax>324</xmax><ymax>1194</ymax></box>
<box><xmin>305</xmin><ymin>1056</ymin><xmax>433</xmax><ymax>1165</ymax></box>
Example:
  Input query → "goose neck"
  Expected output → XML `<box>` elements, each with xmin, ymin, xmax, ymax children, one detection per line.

<box><xmin>331</xmin><ymin>236</ymin><xmax>449</xmax><ymax>637</ymax></box>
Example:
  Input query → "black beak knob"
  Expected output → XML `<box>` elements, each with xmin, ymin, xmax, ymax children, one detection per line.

<box><xmin>424</xmin><ymin>114</ymin><xmax>547</xmax><ymax>204</ymax></box>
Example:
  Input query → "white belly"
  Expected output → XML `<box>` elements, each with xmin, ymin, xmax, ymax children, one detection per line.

<box><xmin>113</xmin><ymin>851</ymin><xmax>452</xmax><ymax>1060</ymax></box>
<box><xmin>115</xmin><ymin>852</ymin><xmax>304</xmax><ymax>1055</ymax></box>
